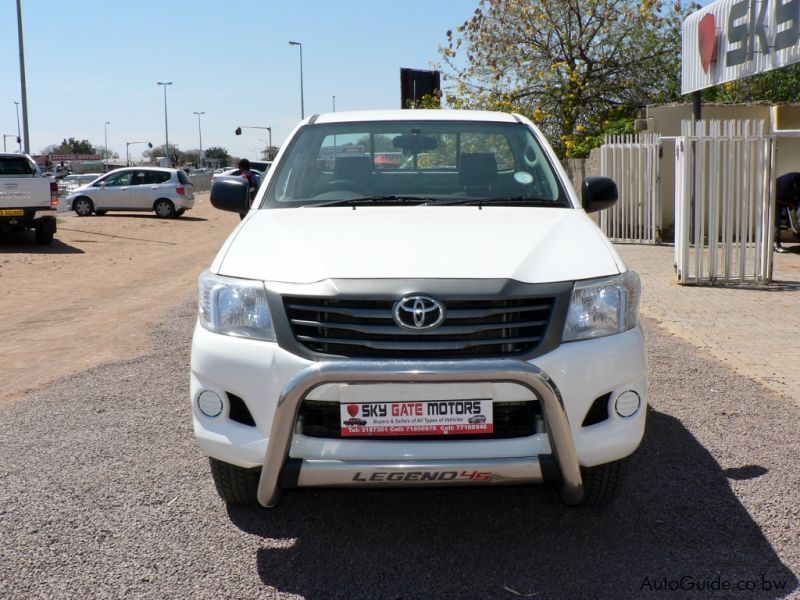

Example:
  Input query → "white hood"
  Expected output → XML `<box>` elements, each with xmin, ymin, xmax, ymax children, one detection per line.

<box><xmin>215</xmin><ymin>206</ymin><xmax>623</xmax><ymax>284</ymax></box>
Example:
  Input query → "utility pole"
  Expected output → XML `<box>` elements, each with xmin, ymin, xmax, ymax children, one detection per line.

<box><xmin>194</xmin><ymin>111</ymin><xmax>205</xmax><ymax>167</ymax></box>
<box><xmin>16</xmin><ymin>0</ymin><xmax>30</xmax><ymax>154</ymax></box>
<box><xmin>157</xmin><ymin>82</ymin><xmax>173</xmax><ymax>167</ymax></box>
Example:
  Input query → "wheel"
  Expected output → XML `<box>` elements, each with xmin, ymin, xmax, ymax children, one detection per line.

<box><xmin>94</xmin><ymin>210</ymin><xmax>107</xmax><ymax>216</ymax></box>
<box><xmin>175</xmin><ymin>208</ymin><xmax>186</xmax><ymax>217</ymax></box>
<box><xmin>35</xmin><ymin>227</ymin><xmax>54</xmax><ymax>245</ymax></box>
<box><xmin>575</xmin><ymin>460</ymin><xmax>626</xmax><ymax>507</ymax></box>
<box><xmin>73</xmin><ymin>197</ymin><xmax>94</xmax><ymax>216</ymax></box>
<box><xmin>154</xmin><ymin>199</ymin><xmax>175</xmax><ymax>218</ymax></box>
<box><xmin>209</xmin><ymin>457</ymin><xmax>260</xmax><ymax>505</ymax></box>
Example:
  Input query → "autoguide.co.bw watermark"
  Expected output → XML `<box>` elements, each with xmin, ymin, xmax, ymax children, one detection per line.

<box><xmin>641</xmin><ymin>574</ymin><xmax>789</xmax><ymax>593</ymax></box>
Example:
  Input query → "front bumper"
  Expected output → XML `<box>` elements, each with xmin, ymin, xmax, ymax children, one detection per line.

<box><xmin>257</xmin><ymin>359</ymin><xmax>582</xmax><ymax>507</ymax></box>
<box><xmin>191</xmin><ymin>324</ymin><xmax>647</xmax><ymax>507</ymax></box>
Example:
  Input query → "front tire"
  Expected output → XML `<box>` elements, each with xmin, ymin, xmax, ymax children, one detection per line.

<box><xmin>576</xmin><ymin>460</ymin><xmax>626</xmax><ymax>506</ymax></box>
<box><xmin>209</xmin><ymin>458</ymin><xmax>260</xmax><ymax>505</ymax></box>
<box><xmin>73</xmin><ymin>197</ymin><xmax>94</xmax><ymax>216</ymax></box>
<box><xmin>154</xmin><ymin>199</ymin><xmax>175</xmax><ymax>218</ymax></box>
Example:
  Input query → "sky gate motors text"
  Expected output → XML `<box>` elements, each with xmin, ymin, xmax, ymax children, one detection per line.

<box><xmin>359</xmin><ymin>400</ymin><xmax>483</xmax><ymax>418</ymax></box>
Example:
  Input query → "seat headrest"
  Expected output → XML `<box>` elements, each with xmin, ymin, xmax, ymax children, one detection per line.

<box><xmin>333</xmin><ymin>156</ymin><xmax>372</xmax><ymax>180</ymax></box>
<box><xmin>459</xmin><ymin>153</ymin><xmax>498</xmax><ymax>187</ymax></box>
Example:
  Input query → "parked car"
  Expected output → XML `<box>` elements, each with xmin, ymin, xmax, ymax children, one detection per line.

<box><xmin>59</xmin><ymin>173</ymin><xmax>102</xmax><ymax>194</ymax></box>
<box><xmin>65</xmin><ymin>167</ymin><xmax>194</xmax><ymax>218</ymax></box>
<box><xmin>211</xmin><ymin>168</ymin><xmax>263</xmax><ymax>187</ymax></box>
<box><xmin>249</xmin><ymin>160</ymin><xmax>272</xmax><ymax>172</ymax></box>
<box><xmin>0</xmin><ymin>152</ymin><xmax>58</xmax><ymax>244</ymax></box>
<box><xmin>195</xmin><ymin>109</ymin><xmax>644</xmax><ymax>508</ymax></box>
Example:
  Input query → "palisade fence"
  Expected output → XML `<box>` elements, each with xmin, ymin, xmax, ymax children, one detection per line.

<box><xmin>674</xmin><ymin>119</ymin><xmax>775</xmax><ymax>284</ymax></box>
<box><xmin>599</xmin><ymin>133</ymin><xmax>661</xmax><ymax>244</ymax></box>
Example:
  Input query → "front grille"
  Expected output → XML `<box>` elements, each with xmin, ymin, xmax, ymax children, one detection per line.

<box><xmin>283</xmin><ymin>296</ymin><xmax>555</xmax><ymax>358</ymax></box>
<box><xmin>297</xmin><ymin>400</ymin><xmax>544</xmax><ymax>440</ymax></box>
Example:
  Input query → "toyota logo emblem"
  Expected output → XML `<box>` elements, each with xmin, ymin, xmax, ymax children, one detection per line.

<box><xmin>393</xmin><ymin>295</ymin><xmax>445</xmax><ymax>331</ymax></box>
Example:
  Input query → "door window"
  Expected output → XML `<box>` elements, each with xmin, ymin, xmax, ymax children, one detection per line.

<box><xmin>103</xmin><ymin>171</ymin><xmax>134</xmax><ymax>186</ymax></box>
<box><xmin>146</xmin><ymin>171</ymin><xmax>172</xmax><ymax>184</ymax></box>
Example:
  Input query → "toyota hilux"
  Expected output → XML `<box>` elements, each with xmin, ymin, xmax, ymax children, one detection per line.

<box><xmin>192</xmin><ymin>110</ymin><xmax>646</xmax><ymax>507</ymax></box>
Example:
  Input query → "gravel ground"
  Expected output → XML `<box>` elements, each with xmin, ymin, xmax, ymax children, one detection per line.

<box><xmin>1</xmin><ymin>300</ymin><xmax>798</xmax><ymax>599</ymax></box>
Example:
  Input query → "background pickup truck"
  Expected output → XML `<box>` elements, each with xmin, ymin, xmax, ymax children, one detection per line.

<box><xmin>0</xmin><ymin>153</ymin><xmax>59</xmax><ymax>245</ymax></box>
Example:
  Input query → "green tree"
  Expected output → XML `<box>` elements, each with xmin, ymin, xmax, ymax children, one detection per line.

<box><xmin>143</xmin><ymin>144</ymin><xmax>185</xmax><ymax>166</ymax></box>
<box><xmin>204</xmin><ymin>146</ymin><xmax>231</xmax><ymax>167</ymax></box>
<box><xmin>438</xmin><ymin>0</ymin><xmax>696</xmax><ymax>157</ymax></box>
<box><xmin>703</xmin><ymin>64</ymin><xmax>800</xmax><ymax>103</ymax></box>
<box><xmin>40</xmin><ymin>137</ymin><xmax>98</xmax><ymax>155</ymax></box>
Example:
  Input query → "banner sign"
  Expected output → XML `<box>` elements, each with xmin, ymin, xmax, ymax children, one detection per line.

<box><xmin>682</xmin><ymin>0</ymin><xmax>800</xmax><ymax>94</ymax></box>
<box><xmin>48</xmin><ymin>154</ymin><xmax>102</xmax><ymax>161</ymax></box>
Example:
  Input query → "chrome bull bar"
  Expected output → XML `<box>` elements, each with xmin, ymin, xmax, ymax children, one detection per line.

<box><xmin>257</xmin><ymin>360</ymin><xmax>583</xmax><ymax>507</ymax></box>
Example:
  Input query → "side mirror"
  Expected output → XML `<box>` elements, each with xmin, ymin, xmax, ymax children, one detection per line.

<box><xmin>211</xmin><ymin>176</ymin><xmax>250</xmax><ymax>213</ymax></box>
<box><xmin>581</xmin><ymin>176</ymin><xmax>617</xmax><ymax>213</ymax></box>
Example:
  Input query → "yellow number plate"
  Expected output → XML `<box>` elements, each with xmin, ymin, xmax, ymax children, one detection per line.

<box><xmin>0</xmin><ymin>209</ymin><xmax>25</xmax><ymax>217</ymax></box>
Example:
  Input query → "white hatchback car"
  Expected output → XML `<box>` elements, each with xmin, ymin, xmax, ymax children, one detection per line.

<box><xmin>66</xmin><ymin>167</ymin><xmax>195</xmax><ymax>218</ymax></box>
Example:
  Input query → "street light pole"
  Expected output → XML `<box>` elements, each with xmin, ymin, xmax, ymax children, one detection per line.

<box><xmin>104</xmin><ymin>121</ymin><xmax>110</xmax><ymax>171</ymax></box>
<box><xmin>193</xmin><ymin>111</ymin><xmax>205</xmax><ymax>167</ymax></box>
<box><xmin>289</xmin><ymin>41</ymin><xmax>304</xmax><ymax>119</ymax></box>
<box><xmin>15</xmin><ymin>0</ymin><xmax>30</xmax><ymax>154</ymax></box>
<box><xmin>13</xmin><ymin>102</ymin><xmax>22</xmax><ymax>151</ymax></box>
<box><xmin>332</xmin><ymin>95</ymin><xmax>335</xmax><ymax>112</ymax></box>
<box><xmin>235</xmin><ymin>125</ymin><xmax>273</xmax><ymax>159</ymax></box>
<box><xmin>4</xmin><ymin>134</ymin><xmax>18</xmax><ymax>152</ymax></box>
<box><xmin>126</xmin><ymin>141</ymin><xmax>152</xmax><ymax>166</ymax></box>
<box><xmin>157</xmin><ymin>81</ymin><xmax>173</xmax><ymax>167</ymax></box>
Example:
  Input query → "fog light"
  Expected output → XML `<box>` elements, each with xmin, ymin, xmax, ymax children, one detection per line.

<box><xmin>198</xmin><ymin>390</ymin><xmax>223</xmax><ymax>417</ymax></box>
<box><xmin>615</xmin><ymin>391</ymin><xmax>640</xmax><ymax>418</ymax></box>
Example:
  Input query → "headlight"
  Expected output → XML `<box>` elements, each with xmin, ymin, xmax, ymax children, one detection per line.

<box><xmin>198</xmin><ymin>270</ymin><xmax>275</xmax><ymax>341</ymax></box>
<box><xmin>563</xmin><ymin>270</ymin><xmax>641</xmax><ymax>342</ymax></box>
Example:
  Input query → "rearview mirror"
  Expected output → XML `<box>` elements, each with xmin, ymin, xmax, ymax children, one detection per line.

<box><xmin>210</xmin><ymin>176</ymin><xmax>250</xmax><ymax>213</ymax></box>
<box><xmin>392</xmin><ymin>134</ymin><xmax>438</xmax><ymax>151</ymax></box>
<box><xmin>581</xmin><ymin>177</ymin><xmax>617</xmax><ymax>213</ymax></box>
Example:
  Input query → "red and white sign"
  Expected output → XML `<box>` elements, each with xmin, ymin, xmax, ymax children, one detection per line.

<box><xmin>340</xmin><ymin>399</ymin><xmax>493</xmax><ymax>437</ymax></box>
<box><xmin>683</xmin><ymin>0</ymin><xmax>800</xmax><ymax>94</ymax></box>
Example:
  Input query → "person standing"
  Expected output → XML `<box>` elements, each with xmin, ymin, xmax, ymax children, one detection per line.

<box><xmin>775</xmin><ymin>172</ymin><xmax>800</xmax><ymax>253</ymax></box>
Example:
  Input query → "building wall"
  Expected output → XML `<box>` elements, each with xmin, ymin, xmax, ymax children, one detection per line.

<box><xmin>641</xmin><ymin>103</ymin><xmax>800</xmax><ymax>239</ymax></box>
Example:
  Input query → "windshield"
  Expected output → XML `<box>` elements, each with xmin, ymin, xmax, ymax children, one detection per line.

<box><xmin>262</xmin><ymin>120</ymin><xmax>569</xmax><ymax>208</ymax></box>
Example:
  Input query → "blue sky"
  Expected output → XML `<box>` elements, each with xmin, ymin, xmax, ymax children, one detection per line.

<box><xmin>1</xmin><ymin>0</ymin><xmax>477</xmax><ymax>160</ymax></box>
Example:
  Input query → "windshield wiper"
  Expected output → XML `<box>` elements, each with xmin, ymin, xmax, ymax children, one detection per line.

<box><xmin>434</xmin><ymin>197</ymin><xmax>559</xmax><ymax>206</ymax></box>
<box><xmin>306</xmin><ymin>195</ymin><xmax>435</xmax><ymax>207</ymax></box>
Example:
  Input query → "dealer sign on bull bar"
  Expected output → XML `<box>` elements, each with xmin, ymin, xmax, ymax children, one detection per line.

<box><xmin>340</xmin><ymin>399</ymin><xmax>493</xmax><ymax>437</ymax></box>
<box><xmin>682</xmin><ymin>0</ymin><xmax>800</xmax><ymax>94</ymax></box>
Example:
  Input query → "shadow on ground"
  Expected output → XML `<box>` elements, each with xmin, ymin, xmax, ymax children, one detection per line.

<box><xmin>229</xmin><ymin>408</ymin><xmax>797</xmax><ymax>599</ymax></box>
<box><xmin>98</xmin><ymin>213</ymin><xmax>207</xmax><ymax>222</ymax></box>
<box><xmin>0</xmin><ymin>232</ymin><xmax>84</xmax><ymax>254</ymax></box>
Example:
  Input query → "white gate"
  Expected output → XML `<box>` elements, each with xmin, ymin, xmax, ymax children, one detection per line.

<box><xmin>674</xmin><ymin>120</ymin><xmax>775</xmax><ymax>285</ymax></box>
<box><xmin>600</xmin><ymin>133</ymin><xmax>661</xmax><ymax>244</ymax></box>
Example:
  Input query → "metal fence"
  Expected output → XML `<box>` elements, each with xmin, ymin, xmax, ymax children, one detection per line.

<box><xmin>599</xmin><ymin>133</ymin><xmax>661</xmax><ymax>244</ymax></box>
<box><xmin>674</xmin><ymin>119</ymin><xmax>774</xmax><ymax>285</ymax></box>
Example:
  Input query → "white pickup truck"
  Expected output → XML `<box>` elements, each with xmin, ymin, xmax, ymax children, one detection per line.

<box><xmin>0</xmin><ymin>153</ymin><xmax>59</xmax><ymax>244</ymax></box>
<box><xmin>193</xmin><ymin>110</ymin><xmax>646</xmax><ymax>508</ymax></box>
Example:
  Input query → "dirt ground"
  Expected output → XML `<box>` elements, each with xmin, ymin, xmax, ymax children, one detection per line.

<box><xmin>0</xmin><ymin>193</ymin><xmax>239</xmax><ymax>403</ymax></box>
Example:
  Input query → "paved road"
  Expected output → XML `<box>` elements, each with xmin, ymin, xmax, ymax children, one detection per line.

<box><xmin>617</xmin><ymin>243</ymin><xmax>800</xmax><ymax>404</ymax></box>
<box><xmin>1</xmin><ymin>298</ymin><xmax>797</xmax><ymax>599</ymax></box>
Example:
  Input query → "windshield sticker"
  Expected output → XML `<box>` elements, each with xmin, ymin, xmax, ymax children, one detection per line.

<box><xmin>514</xmin><ymin>171</ymin><xmax>533</xmax><ymax>185</ymax></box>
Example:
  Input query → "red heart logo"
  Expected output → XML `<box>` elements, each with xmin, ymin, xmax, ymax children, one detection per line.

<box><xmin>698</xmin><ymin>14</ymin><xmax>717</xmax><ymax>74</ymax></box>
<box><xmin>347</xmin><ymin>404</ymin><xmax>359</xmax><ymax>417</ymax></box>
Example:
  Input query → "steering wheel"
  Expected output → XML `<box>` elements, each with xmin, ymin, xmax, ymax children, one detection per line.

<box><xmin>323</xmin><ymin>179</ymin><xmax>368</xmax><ymax>195</ymax></box>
